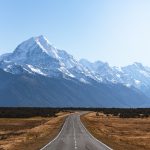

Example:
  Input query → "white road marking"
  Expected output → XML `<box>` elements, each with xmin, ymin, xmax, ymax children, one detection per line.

<box><xmin>40</xmin><ymin>114</ymin><xmax>112</xmax><ymax>150</ymax></box>
<box><xmin>73</xmin><ymin>119</ymin><xmax>78</xmax><ymax>149</ymax></box>
<box><xmin>40</xmin><ymin>117</ymin><xmax>68</xmax><ymax>150</ymax></box>
<box><xmin>79</xmin><ymin>117</ymin><xmax>112</xmax><ymax>150</ymax></box>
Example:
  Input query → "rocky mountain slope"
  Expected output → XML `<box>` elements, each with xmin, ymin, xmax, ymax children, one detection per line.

<box><xmin>0</xmin><ymin>35</ymin><xmax>150</xmax><ymax>107</ymax></box>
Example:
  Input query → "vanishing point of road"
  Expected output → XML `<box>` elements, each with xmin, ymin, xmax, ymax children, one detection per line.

<box><xmin>40</xmin><ymin>113</ymin><xmax>112</xmax><ymax>150</ymax></box>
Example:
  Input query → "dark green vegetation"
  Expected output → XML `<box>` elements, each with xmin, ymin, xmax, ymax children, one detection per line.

<box><xmin>0</xmin><ymin>107</ymin><xmax>150</xmax><ymax>118</ymax></box>
<box><xmin>0</xmin><ymin>107</ymin><xmax>63</xmax><ymax>118</ymax></box>
<box><xmin>93</xmin><ymin>108</ymin><xmax>150</xmax><ymax>118</ymax></box>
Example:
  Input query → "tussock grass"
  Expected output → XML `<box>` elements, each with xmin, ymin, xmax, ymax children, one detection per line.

<box><xmin>81</xmin><ymin>112</ymin><xmax>150</xmax><ymax>150</ymax></box>
<box><xmin>0</xmin><ymin>112</ymin><xmax>69</xmax><ymax>150</ymax></box>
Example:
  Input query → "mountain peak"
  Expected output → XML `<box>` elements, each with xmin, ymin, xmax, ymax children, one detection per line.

<box><xmin>12</xmin><ymin>35</ymin><xmax>59</xmax><ymax>60</ymax></box>
<box><xmin>133</xmin><ymin>62</ymin><xmax>142</xmax><ymax>66</ymax></box>
<box><xmin>132</xmin><ymin>62</ymin><xmax>145</xmax><ymax>69</ymax></box>
<box><xmin>34</xmin><ymin>35</ymin><xmax>45</xmax><ymax>39</ymax></box>
<box><xmin>33</xmin><ymin>35</ymin><xmax>50</xmax><ymax>46</ymax></box>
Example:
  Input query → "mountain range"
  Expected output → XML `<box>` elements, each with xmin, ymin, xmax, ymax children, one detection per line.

<box><xmin>0</xmin><ymin>35</ymin><xmax>150</xmax><ymax>107</ymax></box>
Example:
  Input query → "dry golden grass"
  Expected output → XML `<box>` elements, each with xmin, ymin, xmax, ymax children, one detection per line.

<box><xmin>81</xmin><ymin>112</ymin><xmax>150</xmax><ymax>150</ymax></box>
<box><xmin>0</xmin><ymin>112</ymin><xmax>69</xmax><ymax>150</ymax></box>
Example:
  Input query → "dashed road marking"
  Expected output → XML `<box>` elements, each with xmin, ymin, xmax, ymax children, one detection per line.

<box><xmin>73</xmin><ymin>119</ymin><xmax>78</xmax><ymax>149</ymax></box>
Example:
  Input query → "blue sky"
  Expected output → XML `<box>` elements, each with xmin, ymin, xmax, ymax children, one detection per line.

<box><xmin>0</xmin><ymin>0</ymin><xmax>150</xmax><ymax>66</ymax></box>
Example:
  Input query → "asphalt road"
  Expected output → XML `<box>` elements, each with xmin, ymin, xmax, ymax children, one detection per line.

<box><xmin>40</xmin><ymin>113</ymin><xmax>112</xmax><ymax>150</ymax></box>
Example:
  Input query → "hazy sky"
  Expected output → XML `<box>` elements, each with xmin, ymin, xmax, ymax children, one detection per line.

<box><xmin>0</xmin><ymin>0</ymin><xmax>150</xmax><ymax>66</ymax></box>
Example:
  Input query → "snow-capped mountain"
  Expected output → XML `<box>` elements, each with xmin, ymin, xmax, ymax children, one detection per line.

<box><xmin>80</xmin><ymin>59</ymin><xmax>150</xmax><ymax>97</ymax></box>
<box><xmin>1</xmin><ymin>35</ymin><xmax>150</xmax><ymax>95</ymax></box>
<box><xmin>0</xmin><ymin>68</ymin><xmax>150</xmax><ymax>107</ymax></box>
<box><xmin>1</xmin><ymin>35</ymin><xmax>150</xmax><ymax>94</ymax></box>
<box><xmin>0</xmin><ymin>35</ymin><xmax>99</xmax><ymax>83</ymax></box>
<box><xmin>0</xmin><ymin>35</ymin><xmax>150</xmax><ymax>107</ymax></box>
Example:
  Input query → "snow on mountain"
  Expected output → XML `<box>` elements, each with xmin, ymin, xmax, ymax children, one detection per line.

<box><xmin>0</xmin><ymin>35</ymin><xmax>99</xmax><ymax>83</ymax></box>
<box><xmin>0</xmin><ymin>53</ymin><xmax>12</xmax><ymax>61</ymax></box>
<box><xmin>80</xmin><ymin>59</ymin><xmax>150</xmax><ymax>97</ymax></box>
<box><xmin>1</xmin><ymin>35</ymin><xmax>150</xmax><ymax>97</ymax></box>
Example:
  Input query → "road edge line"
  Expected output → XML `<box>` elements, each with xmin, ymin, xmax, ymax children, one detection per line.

<box><xmin>40</xmin><ymin>116</ymin><xmax>68</xmax><ymax>150</ymax></box>
<box><xmin>79</xmin><ymin>116</ymin><xmax>113</xmax><ymax>150</ymax></box>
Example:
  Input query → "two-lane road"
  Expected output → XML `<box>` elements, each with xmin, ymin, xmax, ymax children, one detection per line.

<box><xmin>40</xmin><ymin>113</ymin><xmax>112</xmax><ymax>150</ymax></box>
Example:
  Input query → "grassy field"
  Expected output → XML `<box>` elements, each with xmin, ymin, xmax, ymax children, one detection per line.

<box><xmin>81</xmin><ymin>112</ymin><xmax>150</xmax><ymax>150</ymax></box>
<box><xmin>0</xmin><ymin>112</ymin><xmax>69</xmax><ymax>150</ymax></box>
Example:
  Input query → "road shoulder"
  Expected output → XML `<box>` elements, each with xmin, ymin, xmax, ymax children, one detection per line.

<box><xmin>0</xmin><ymin>112</ymin><xmax>69</xmax><ymax>150</ymax></box>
